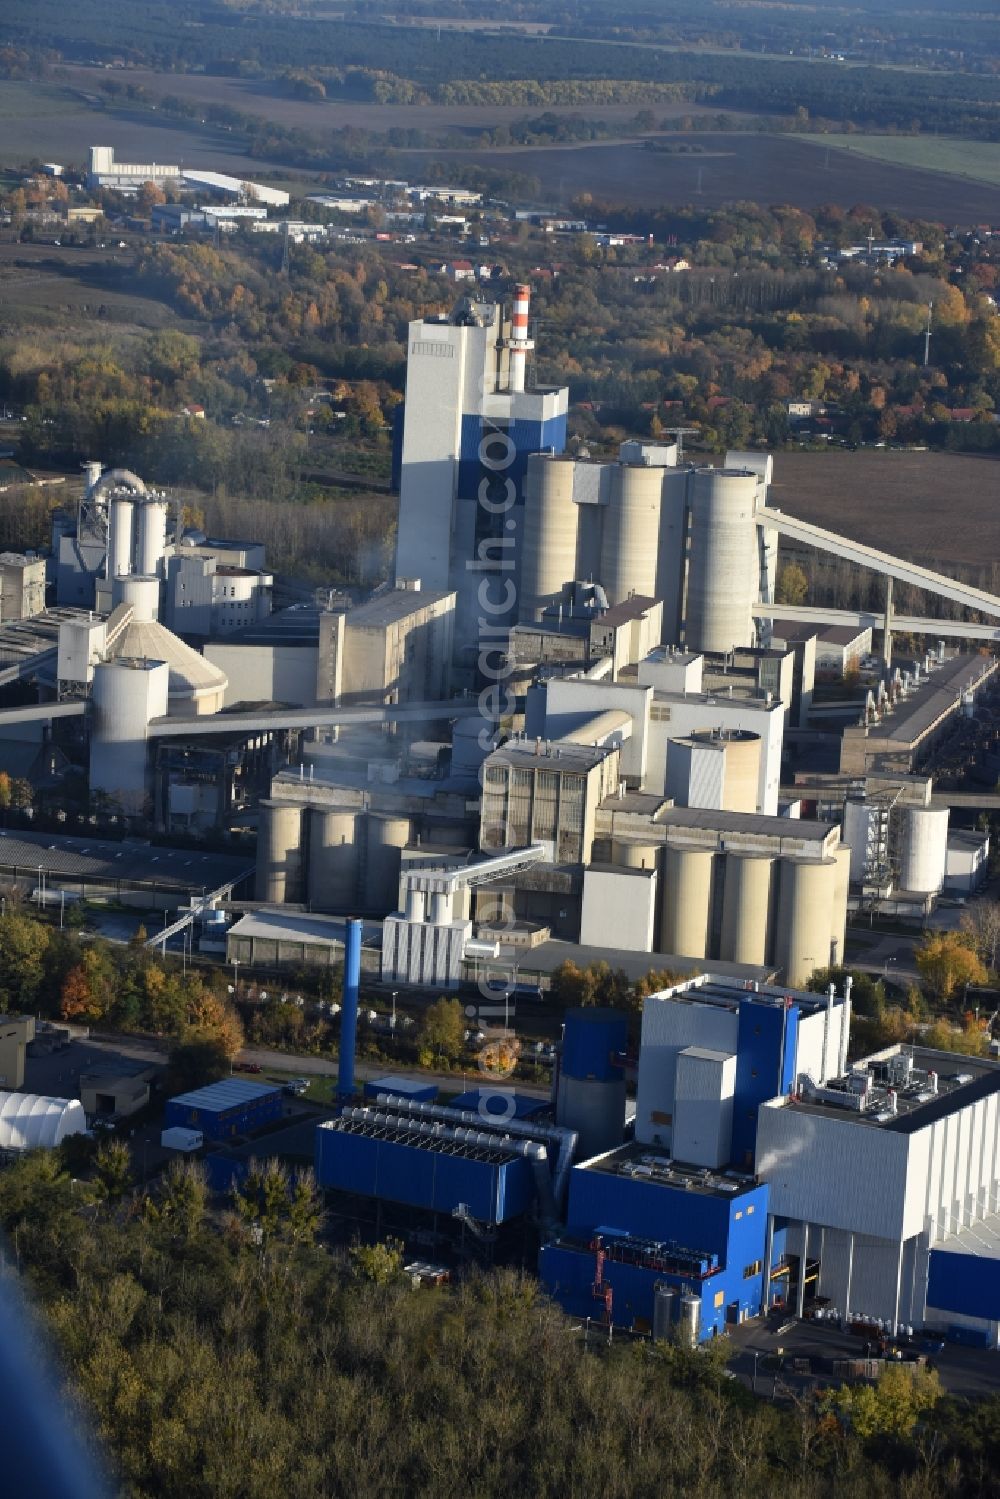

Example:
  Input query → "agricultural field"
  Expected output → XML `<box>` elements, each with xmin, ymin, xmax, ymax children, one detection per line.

<box><xmin>800</xmin><ymin>133</ymin><xmax>1000</xmax><ymax>190</ymax></box>
<box><xmin>771</xmin><ymin>448</ymin><xmax>1000</xmax><ymax>577</ymax></box>
<box><xmin>417</xmin><ymin>133</ymin><xmax>1000</xmax><ymax>218</ymax></box>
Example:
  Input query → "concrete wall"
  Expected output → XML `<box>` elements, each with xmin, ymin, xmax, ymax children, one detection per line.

<box><xmin>580</xmin><ymin>866</ymin><xmax>656</xmax><ymax>952</ymax></box>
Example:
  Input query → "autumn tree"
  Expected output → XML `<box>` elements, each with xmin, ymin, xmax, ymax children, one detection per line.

<box><xmin>915</xmin><ymin>930</ymin><xmax>987</xmax><ymax>1002</ymax></box>
<box><xmin>776</xmin><ymin>561</ymin><xmax>809</xmax><ymax>606</ymax></box>
<box><xmin>418</xmin><ymin>996</ymin><xmax>465</xmax><ymax>1063</ymax></box>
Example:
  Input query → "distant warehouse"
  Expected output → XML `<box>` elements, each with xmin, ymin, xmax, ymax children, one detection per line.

<box><xmin>87</xmin><ymin>147</ymin><xmax>289</xmax><ymax>207</ymax></box>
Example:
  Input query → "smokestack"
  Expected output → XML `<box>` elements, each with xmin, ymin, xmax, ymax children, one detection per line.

<box><xmin>839</xmin><ymin>975</ymin><xmax>853</xmax><ymax>1076</ymax></box>
<box><xmin>338</xmin><ymin>917</ymin><xmax>362</xmax><ymax>1099</ymax></box>
<box><xmin>509</xmin><ymin>282</ymin><xmax>534</xmax><ymax>393</ymax></box>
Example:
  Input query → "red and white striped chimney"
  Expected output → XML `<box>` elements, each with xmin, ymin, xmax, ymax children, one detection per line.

<box><xmin>508</xmin><ymin>282</ymin><xmax>534</xmax><ymax>392</ymax></box>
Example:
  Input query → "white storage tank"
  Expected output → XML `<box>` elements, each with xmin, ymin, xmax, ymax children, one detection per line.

<box><xmin>653</xmin><ymin>1284</ymin><xmax>678</xmax><ymax>1341</ymax></box>
<box><xmin>364</xmin><ymin>814</ymin><xmax>411</xmax><ymax>912</ymax></box>
<box><xmin>900</xmin><ymin>806</ymin><xmax>949</xmax><ymax>894</ymax></box>
<box><xmin>612</xmin><ymin>840</ymin><xmax>659</xmax><ymax>872</ymax></box>
<box><xmin>604</xmin><ymin>463</ymin><xmax>663</xmax><ymax>605</ymax></box>
<box><xmin>661</xmin><ymin>845</ymin><xmax>715</xmax><ymax>959</ymax></box>
<box><xmin>108</xmin><ymin>496</ymin><xmax>134</xmax><ymax>579</ymax></box>
<box><xmin>521</xmin><ymin>455</ymin><xmax>579</xmax><ymax>623</ymax></box>
<box><xmin>308</xmin><ymin>808</ymin><xmax>359</xmax><ymax>912</ymax></box>
<box><xmin>89</xmin><ymin>658</ymin><xmax>169</xmax><ymax>811</ymax></box>
<box><xmin>255</xmin><ymin>800</ymin><xmax>305</xmax><ymax>903</ymax></box>
<box><xmin>113</xmin><ymin>573</ymin><xmax>160</xmax><ymax>623</ymax></box>
<box><xmin>685</xmin><ymin>468</ymin><xmax>758</xmax><ymax>655</ymax></box>
<box><xmin>678</xmin><ymin>1293</ymin><xmax>701</xmax><ymax>1348</ymax></box>
<box><xmin>135</xmin><ymin>498</ymin><xmax>169</xmax><ymax>576</ymax></box>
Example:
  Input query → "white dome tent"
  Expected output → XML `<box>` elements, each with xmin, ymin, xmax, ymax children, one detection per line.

<box><xmin>0</xmin><ymin>1092</ymin><xmax>87</xmax><ymax>1150</ymax></box>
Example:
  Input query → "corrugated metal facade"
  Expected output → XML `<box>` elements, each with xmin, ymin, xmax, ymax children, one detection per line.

<box><xmin>561</xmin><ymin>1009</ymin><xmax>628</xmax><ymax>1083</ymax></box>
<box><xmin>314</xmin><ymin>1125</ymin><xmax>535</xmax><ymax>1224</ymax></box>
<box><xmin>164</xmin><ymin>1082</ymin><xmax>282</xmax><ymax>1141</ymax></box>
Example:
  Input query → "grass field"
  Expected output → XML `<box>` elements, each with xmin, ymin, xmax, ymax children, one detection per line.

<box><xmin>772</xmin><ymin>449</ymin><xmax>1000</xmax><ymax>578</ymax></box>
<box><xmin>801</xmin><ymin>133</ymin><xmax>1000</xmax><ymax>189</ymax></box>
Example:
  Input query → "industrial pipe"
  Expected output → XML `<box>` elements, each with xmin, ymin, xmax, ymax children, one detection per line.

<box><xmin>338</xmin><ymin>917</ymin><xmax>362</xmax><ymax>1099</ymax></box>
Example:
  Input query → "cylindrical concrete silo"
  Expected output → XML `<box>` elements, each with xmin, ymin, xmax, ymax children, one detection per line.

<box><xmin>107</xmin><ymin>497</ymin><xmax>134</xmax><ymax>580</ymax></box>
<box><xmin>775</xmin><ymin>859</ymin><xmax>836</xmax><ymax>986</ymax></box>
<box><xmin>831</xmin><ymin>845</ymin><xmax>851</xmax><ymax>966</ymax></box>
<box><xmin>720</xmin><ymin>854</ymin><xmax>775</xmax><ymax>967</ymax></box>
<box><xmin>661</xmin><ymin>845</ymin><xmax>715</xmax><ymax>959</ymax></box>
<box><xmin>685</xmin><ymin>468</ymin><xmax>758</xmax><ymax>655</ymax></box>
<box><xmin>899</xmin><ymin>806</ymin><xmax>949</xmax><ymax>894</ymax></box>
<box><xmin>655</xmin><ymin>468</ymin><xmax>690</xmax><ymax>644</ymax></box>
<box><xmin>308</xmin><ymin>809</ymin><xmax>359</xmax><ymax>912</ymax></box>
<box><xmin>89</xmin><ymin>658</ymin><xmax>169</xmax><ymax>813</ymax></box>
<box><xmin>556</xmin><ymin>1007</ymin><xmax>628</xmax><ymax>1159</ymax></box>
<box><xmin>520</xmin><ymin>455</ymin><xmax>579</xmax><ymax>623</ymax></box>
<box><xmin>604</xmin><ymin>464</ymin><xmax>663</xmax><ymax>605</ymax></box>
<box><xmin>112</xmin><ymin>574</ymin><xmax>160</xmax><ymax>623</ymax></box>
<box><xmin>364</xmin><ymin>814</ymin><xmax>411</xmax><ymax>912</ymax></box>
<box><xmin>256</xmin><ymin>800</ymin><xmax>305</xmax><ymax>904</ymax></box>
<box><xmin>612</xmin><ymin>839</ymin><xmax>660</xmax><ymax>872</ymax></box>
<box><xmin>721</xmin><ymin>731</ymin><xmax>761</xmax><ymax>814</ymax></box>
<box><xmin>135</xmin><ymin>499</ymin><xmax>169</xmax><ymax>576</ymax></box>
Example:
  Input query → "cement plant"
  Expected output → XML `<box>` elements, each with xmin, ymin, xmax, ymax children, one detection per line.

<box><xmin>2</xmin><ymin>279</ymin><xmax>1000</xmax><ymax>1378</ymax></box>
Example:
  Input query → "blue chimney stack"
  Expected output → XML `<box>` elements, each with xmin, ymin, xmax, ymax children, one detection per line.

<box><xmin>338</xmin><ymin>917</ymin><xmax>362</xmax><ymax>1099</ymax></box>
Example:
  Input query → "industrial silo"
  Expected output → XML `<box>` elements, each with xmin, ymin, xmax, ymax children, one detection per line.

<box><xmin>685</xmin><ymin>468</ymin><xmax>758</xmax><ymax>655</ymax></box>
<box><xmin>520</xmin><ymin>455</ymin><xmax>579</xmax><ymax>623</ymax></box>
<box><xmin>256</xmin><ymin>800</ymin><xmax>305</xmax><ymax>904</ymax></box>
<box><xmin>89</xmin><ymin>658</ymin><xmax>169</xmax><ymax>812</ymax></box>
<box><xmin>655</xmin><ymin>468</ymin><xmax>690</xmax><ymax>644</ymax></box>
<box><xmin>678</xmin><ymin>1293</ymin><xmax>701</xmax><ymax>1348</ymax></box>
<box><xmin>652</xmin><ymin>1285</ymin><xmax>678</xmax><ymax>1341</ymax></box>
<box><xmin>555</xmin><ymin>1008</ymin><xmax>628</xmax><ymax>1159</ymax></box>
<box><xmin>775</xmin><ymin>859</ymin><xmax>836</xmax><ymax>986</ymax></box>
<box><xmin>112</xmin><ymin>573</ymin><xmax>161</xmax><ymax>623</ymax></box>
<box><xmin>107</xmin><ymin>495</ymin><xmax>134</xmax><ymax>579</ymax></box>
<box><xmin>135</xmin><ymin>498</ymin><xmax>169</xmax><ymax>576</ymax></box>
<box><xmin>899</xmin><ymin>806</ymin><xmax>949</xmax><ymax>894</ymax></box>
<box><xmin>363</xmin><ymin>814</ymin><xmax>411</xmax><ymax>912</ymax></box>
<box><xmin>604</xmin><ymin>463</ymin><xmax>663</xmax><ymax>605</ymax></box>
<box><xmin>719</xmin><ymin>854</ymin><xmax>775</xmax><ymax>967</ymax></box>
<box><xmin>661</xmin><ymin>845</ymin><xmax>715</xmax><ymax>959</ymax></box>
<box><xmin>831</xmin><ymin>846</ymin><xmax>851</xmax><ymax>966</ymax></box>
<box><xmin>612</xmin><ymin>839</ymin><xmax>660</xmax><ymax>872</ymax></box>
<box><xmin>721</xmin><ymin>731</ymin><xmax>761</xmax><ymax>814</ymax></box>
<box><xmin>308</xmin><ymin>809</ymin><xmax>359</xmax><ymax>912</ymax></box>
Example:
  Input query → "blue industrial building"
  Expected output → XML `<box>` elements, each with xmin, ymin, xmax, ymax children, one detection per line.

<box><xmin>363</xmin><ymin>1075</ymin><xmax>438</xmax><ymax>1105</ymax></box>
<box><xmin>315</xmin><ymin>1113</ymin><xmax>536</xmax><ymax>1225</ymax></box>
<box><xmin>540</xmin><ymin>1144</ymin><xmax>769</xmax><ymax>1341</ymax></box>
<box><xmin>164</xmin><ymin>1078</ymin><xmax>283</xmax><ymax>1141</ymax></box>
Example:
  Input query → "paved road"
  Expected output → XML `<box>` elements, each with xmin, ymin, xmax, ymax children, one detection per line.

<box><xmin>727</xmin><ymin>1315</ymin><xmax>1000</xmax><ymax>1401</ymax></box>
<box><xmin>73</xmin><ymin>1033</ymin><xmax>552</xmax><ymax>1102</ymax></box>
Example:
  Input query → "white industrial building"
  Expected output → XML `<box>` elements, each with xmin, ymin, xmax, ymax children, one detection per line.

<box><xmin>86</xmin><ymin>147</ymin><xmax>289</xmax><ymax>206</ymax></box>
<box><xmin>756</xmin><ymin>1046</ymin><xmax>1000</xmax><ymax>1342</ymax></box>
<box><xmin>0</xmin><ymin>1091</ymin><xmax>87</xmax><ymax>1150</ymax></box>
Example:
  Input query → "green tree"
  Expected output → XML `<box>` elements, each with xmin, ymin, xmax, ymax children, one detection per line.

<box><xmin>776</xmin><ymin>561</ymin><xmax>809</xmax><ymax>606</ymax></box>
<box><xmin>418</xmin><ymin>997</ymin><xmax>465</xmax><ymax>1063</ymax></box>
<box><xmin>145</xmin><ymin>1158</ymin><xmax>208</xmax><ymax>1241</ymax></box>
<box><xmin>94</xmin><ymin>1138</ymin><xmax>132</xmax><ymax>1206</ymax></box>
<box><xmin>349</xmin><ymin>1238</ymin><xmax>403</xmax><ymax>1285</ymax></box>
<box><xmin>0</xmin><ymin>911</ymin><xmax>50</xmax><ymax>1012</ymax></box>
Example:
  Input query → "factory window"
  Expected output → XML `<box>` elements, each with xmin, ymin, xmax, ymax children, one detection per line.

<box><xmin>746</xmin><ymin>1205</ymin><xmax>754</xmax><ymax>1215</ymax></box>
<box><xmin>714</xmin><ymin>1291</ymin><xmax>724</xmax><ymax>1309</ymax></box>
<box><xmin>751</xmin><ymin>1069</ymin><xmax>758</xmax><ymax>1079</ymax></box>
<box><xmin>734</xmin><ymin>1211</ymin><xmax>742</xmax><ymax>1220</ymax></box>
<box><xmin>650</xmin><ymin>1110</ymin><xmax>672</xmax><ymax>1126</ymax></box>
<box><xmin>743</xmin><ymin>1261</ymin><xmax>762</xmax><ymax>1280</ymax></box>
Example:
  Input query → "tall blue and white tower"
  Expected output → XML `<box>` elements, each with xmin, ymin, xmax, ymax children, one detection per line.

<box><xmin>393</xmin><ymin>284</ymin><xmax>569</xmax><ymax>684</ymax></box>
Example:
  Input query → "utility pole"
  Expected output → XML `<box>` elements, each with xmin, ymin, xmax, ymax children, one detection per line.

<box><xmin>923</xmin><ymin>302</ymin><xmax>933</xmax><ymax>368</ymax></box>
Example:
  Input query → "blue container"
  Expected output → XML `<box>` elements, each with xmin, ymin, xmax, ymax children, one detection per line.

<box><xmin>561</xmin><ymin>1009</ymin><xmax>628</xmax><ymax>1083</ymax></box>
<box><xmin>164</xmin><ymin>1078</ymin><xmax>282</xmax><ymax>1141</ymax></box>
<box><xmin>450</xmin><ymin>1088</ymin><xmax>549</xmax><ymax>1121</ymax></box>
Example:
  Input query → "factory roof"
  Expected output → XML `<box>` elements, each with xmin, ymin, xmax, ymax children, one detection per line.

<box><xmin>775</xmin><ymin>619</ymin><xmax>870</xmax><ymax>646</ymax></box>
<box><xmin>651</xmin><ymin>687</ymin><xmax>782</xmax><ymax>712</ymax></box>
<box><xmin>228</xmin><ymin>909</ymin><xmax>380</xmax><ymax>945</ymax></box>
<box><xmin>647</xmin><ymin>974</ymin><xmax>840</xmax><ymax>1018</ymax></box>
<box><xmin>346</xmin><ymin>588</ymin><xmax>455</xmax><ymax>629</ymax></box>
<box><xmin>212</xmin><ymin>606</ymin><xmax>330</xmax><ymax>647</ymax></box>
<box><xmin>168</xmin><ymin>1078</ymin><xmax>281</xmax><ymax>1113</ymax></box>
<box><xmin>656</xmin><ymin>806</ymin><xmax>835</xmax><ymax>841</ymax></box>
<box><xmin>783</xmin><ymin>1046</ymin><xmax>1000</xmax><ymax>1132</ymax></box>
<box><xmin>485</xmin><ymin>740</ymin><xmax>617</xmax><ymax>773</ymax></box>
<box><xmin>599</xmin><ymin>790</ymin><xmax>669</xmax><ymax>816</ymax></box>
<box><xmin>320</xmin><ymin>1114</ymin><xmax>522</xmax><ymax>1165</ymax></box>
<box><xmin>866</xmin><ymin>654</ymin><xmax>998</xmax><ymax>745</ymax></box>
<box><xmin>0</xmin><ymin>607</ymin><xmax>91</xmax><ymax>667</ymax></box>
<box><xmin>0</xmin><ymin>829</ymin><xmax>252</xmax><ymax>892</ymax></box>
<box><xmin>518</xmin><ymin>942</ymin><xmax>770</xmax><ymax>985</ymax></box>
<box><xmin>592</xmin><ymin>597</ymin><xmax>659</xmax><ymax>627</ymax></box>
<box><xmin>583</xmin><ymin>1141</ymin><xmax>759</xmax><ymax>1199</ymax></box>
<box><xmin>114</xmin><ymin>619</ymin><xmax>229</xmax><ymax>697</ymax></box>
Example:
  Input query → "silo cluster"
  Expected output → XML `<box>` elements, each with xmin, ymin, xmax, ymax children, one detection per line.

<box><xmin>255</xmin><ymin>804</ymin><xmax>413</xmax><ymax>914</ymax></box>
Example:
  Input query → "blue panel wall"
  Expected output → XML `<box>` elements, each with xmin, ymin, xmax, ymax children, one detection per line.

<box><xmin>456</xmin><ymin>411</ymin><xmax>568</xmax><ymax>505</ymax></box>
<box><xmin>567</xmin><ymin>1167</ymin><xmax>733</xmax><ymax>1255</ymax></box>
<box><xmin>732</xmin><ymin>1000</ymin><xmax>796</xmax><ymax>1168</ymax></box>
<box><xmin>204</xmin><ymin>1155</ymin><xmax>250</xmax><ymax>1193</ymax></box>
<box><xmin>540</xmin><ymin>1241</ymin><xmax>766</xmax><ymax>1341</ymax></box>
<box><xmin>927</xmin><ymin>1249</ymin><xmax>1000</xmax><ymax>1322</ymax></box>
<box><xmin>314</xmin><ymin>1129</ymin><xmax>534</xmax><ymax>1223</ymax></box>
<box><xmin>562</xmin><ymin>1009</ymin><xmax>628</xmax><ymax>1083</ymax></box>
<box><xmin>164</xmin><ymin>1088</ymin><xmax>282</xmax><ymax>1141</ymax></box>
